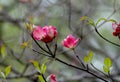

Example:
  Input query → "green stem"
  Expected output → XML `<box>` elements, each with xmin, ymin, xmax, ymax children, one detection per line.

<box><xmin>94</xmin><ymin>26</ymin><xmax>120</xmax><ymax>48</ymax></box>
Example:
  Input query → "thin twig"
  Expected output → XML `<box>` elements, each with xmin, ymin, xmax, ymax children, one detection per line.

<box><xmin>45</xmin><ymin>43</ymin><xmax>53</xmax><ymax>56</ymax></box>
<box><xmin>94</xmin><ymin>26</ymin><xmax>120</xmax><ymax>48</ymax></box>
<box><xmin>91</xmin><ymin>63</ymin><xmax>107</xmax><ymax>77</ymax></box>
<box><xmin>32</xmin><ymin>49</ymin><xmax>52</xmax><ymax>57</ymax></box>
<box><xmin>108</xmin><ymin>72</ymin><xmax>115</xmax><ymax>82</ymax></box>
<box><xmin>73</xmin><ymin>49</ymin><xmax>86</xmax><ymax>68</ymax></box>
<box><xmin>42</xmin><ymin>74</ymin><xmax>47</xmax><ymax>82</ymax></box>
<box><xmin>53</xmin><ymin>43</ymin><xmax>57</xmax><ymax>57</ymax></box>
<box><xmin>31</xmin><ymin>35</ymin><xmax>50</xmax><ymax>54</ymax></box>
<box><xmin>20</xmin><ymin>64</ymin><xmax>29</xmax><ymax>76</ymax></box>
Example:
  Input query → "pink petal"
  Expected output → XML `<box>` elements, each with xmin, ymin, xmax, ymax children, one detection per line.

<box><xmin>62</xmin><ymin>39</ymin><xmax>71</xmax><ymax>48</ymax></box>
<box><xmin>73</xmin><ymin>38</ymin><xmax>80</xmax><ymax>47</ymax></box>
<box><xmin>42</xmin><ymin>25</ymin><xmax>57</xmax><ymax>43</ymax></box>
<box><xmin>32</xmin><ymin>26</ymin><xmax>45</xmax><ymax>40</ymax></box>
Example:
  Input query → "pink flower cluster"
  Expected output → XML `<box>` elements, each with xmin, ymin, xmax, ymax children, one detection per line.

<box><xmin>32</xmin><ymin>25</ymin><xmax>79</xmax><ymax>49</ymax></box>
<box><xmin>112</xmin><ymin>22</ymin><xmax>120</xmax><ymax>36</ymax></box>
<box><xmin>33</xmin><ymin>25</ymin><xmax>57</xmax><ymax>43</ymax></box>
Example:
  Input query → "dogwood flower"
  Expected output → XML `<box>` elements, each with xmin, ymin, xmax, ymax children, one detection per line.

<box><xmin>50</xmin><ymin>74</ymin><xmax>56</xmax><ymax>82</ymax></box>
<box><xmin>32</xmin><ymin>26</ymin><xmax>46</xmax><ymax>40</ymax></box>
<box><xmin>62</xmin><ymin>34</ymin><xmax>79</xmax><ymax>49</ymax></box>
<box><xmin>32</xmin><ymin>25</ymin><xmax>57</xmax><ymax>43</ymax></box>
<box><xmin>42</xmin><ymin>26</ymin><xmax>57</xmax><ymax>43</ymax></box>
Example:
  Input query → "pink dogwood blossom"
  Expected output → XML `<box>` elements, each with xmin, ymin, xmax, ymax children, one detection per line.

<box><xmin>32</xmin><ymin>26</ymin><xmax>46</xmax><ymax>40</ymax></box>
<box><xmin>50</xmin><ymin>74</ymin><xmax>56</xmax><ymax>82</ymax></box>
<box><xmin>62</xmin><ymin>34</ymin><xmax>79</xmax><ymax>49</ymax></box>
<box><xmin>112</xmin><ymin>22</ymin><xmax>120</xmax><ymax>36</ymax></box>
<box><xmin>32</xmin><ymin>25</ymin><xmax>57</xmax><ymax>43</ymax></box>
<box><xmin>42</xmin><ymin>26</ymin><xmax>57</xmax><ymax>43</ymax></box>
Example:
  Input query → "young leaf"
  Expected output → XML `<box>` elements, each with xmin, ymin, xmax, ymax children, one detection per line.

<box><xmin>41</xmin><ymin>64</ymin><xmax>47</xmax><ymax>74</ymax></box>
<box><xmin>30</xmin><ymin>60</ymin><xmax>41</xmax><ymax>73</ymax></box>
<box><xmin>84</xmin><ymin>56</ymin><xmax>89</xmax><ymax>64</ymax></box>
<box><xmin>1</xmin><ymin>44</ymin><xmax>7</xmax><ymax>58</ymax></box>
<box><xmin>104</xmin><ymin>57</ymin><xmax>112</xmax><ymax>68</ymax></box>
<box><xmin>84</xmin><ymin>51</ymin><xmax>94</xmax><ymax>64</ymax></box>
<box><xmin>37</xmin><ymin>75</ymin><xmax>45</xmax><ymax>82</ymax></box>
<box><xmin>88</xmin><ymin>19</ymin><xmax>96</xmax><ymax>27</ymax></box>
<box><xmin>20</xmin><ymin>41</ymin><xmax>28</xmax><ymax>49</ymax></box>
<box><xmin>88</xmin><ymin>51</ymin><xmax>94</xmax><ymax>62</ymax></box>
<box><xmin>5</xmin><ymin>65</ymin><xmax>11</xmax><ymax>77</ymax></box>
<box><xmin>103</xmin><ymin>66</ymin><xmax>109</xmax><ymax>74</ymax></box>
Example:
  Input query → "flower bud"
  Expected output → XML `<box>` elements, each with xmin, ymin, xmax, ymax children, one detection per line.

<box><xmin>62</xmin><ymin>34</ymin><xmax>79</xmax><ymax>49</ymax></box>
<box><xmin>50</xmin><ymin>74</ymin><xmax>56</xmax><ymax>82</ymax></box>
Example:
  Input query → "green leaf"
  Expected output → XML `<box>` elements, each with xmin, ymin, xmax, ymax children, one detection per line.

<box><xmin>80</xmin><ymin>16</ymin><xmax>96</xmax><ymax>27</ymax></box>
<box><xmin>37</xmin><ymin>75</ymin><xmax>45</xmax><ymax>82</ymax></box>
<box><xmin>84</xmin><ymin>51</ymin><xmax>94</xmax><ymax>64</ymax></box>
<box><xmin>84</xmin><ymin>56</ymin><xmax>89</xmax><ymax>64</ymax></box>
<box><xmin>41</xmin><ymin>64</ymin><xmax>47</xmax><ymax>74</ymax></box>
<box><xmin>88</xmin><ymin>51</ymin><xmax>94</xmax><ymax>62</ymax></box>
<box><xmin>30</xmin><ymin>60</ymin><xmax>41</xmax><ymax>73</ymax></box>
<box><xmin>5</xmin><ymin>65</ymin><xmax>11</xmax><ymax>77</ymax></box>
<box><xmin>96</xmin><ymin>18</ymin><xmax>107</xmax><ymax>26</ymax></box>
<box><xmin>104</xmin><ymin>57</ymin><xmax>112</xmax><ymax>68</ymax></box>
<box><xmin>103</xmin><ymin>66</ymin><xmax>109</xmax><ymax>74</ymax></box>
<box><xmin>20</xmin><ymin>41</ymin><xmax>28</xmax><ymax>49</ymax></box>
<box><xmin>1</xmin><ymin>44</ymin><xmax>7</xmax><ymax>58</ymax></box>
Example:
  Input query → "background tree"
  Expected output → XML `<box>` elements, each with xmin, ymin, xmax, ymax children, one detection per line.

<box><xmin>1</xmin><ymin>0</ymin><xmax>120</xmax><ymax>82</ymax></box>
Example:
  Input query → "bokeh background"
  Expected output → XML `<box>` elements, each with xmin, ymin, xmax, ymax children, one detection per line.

<box><xmin>1</xmin><ymin>0</ymin><xmax>120</xmax><ymax>82</ymax></box>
